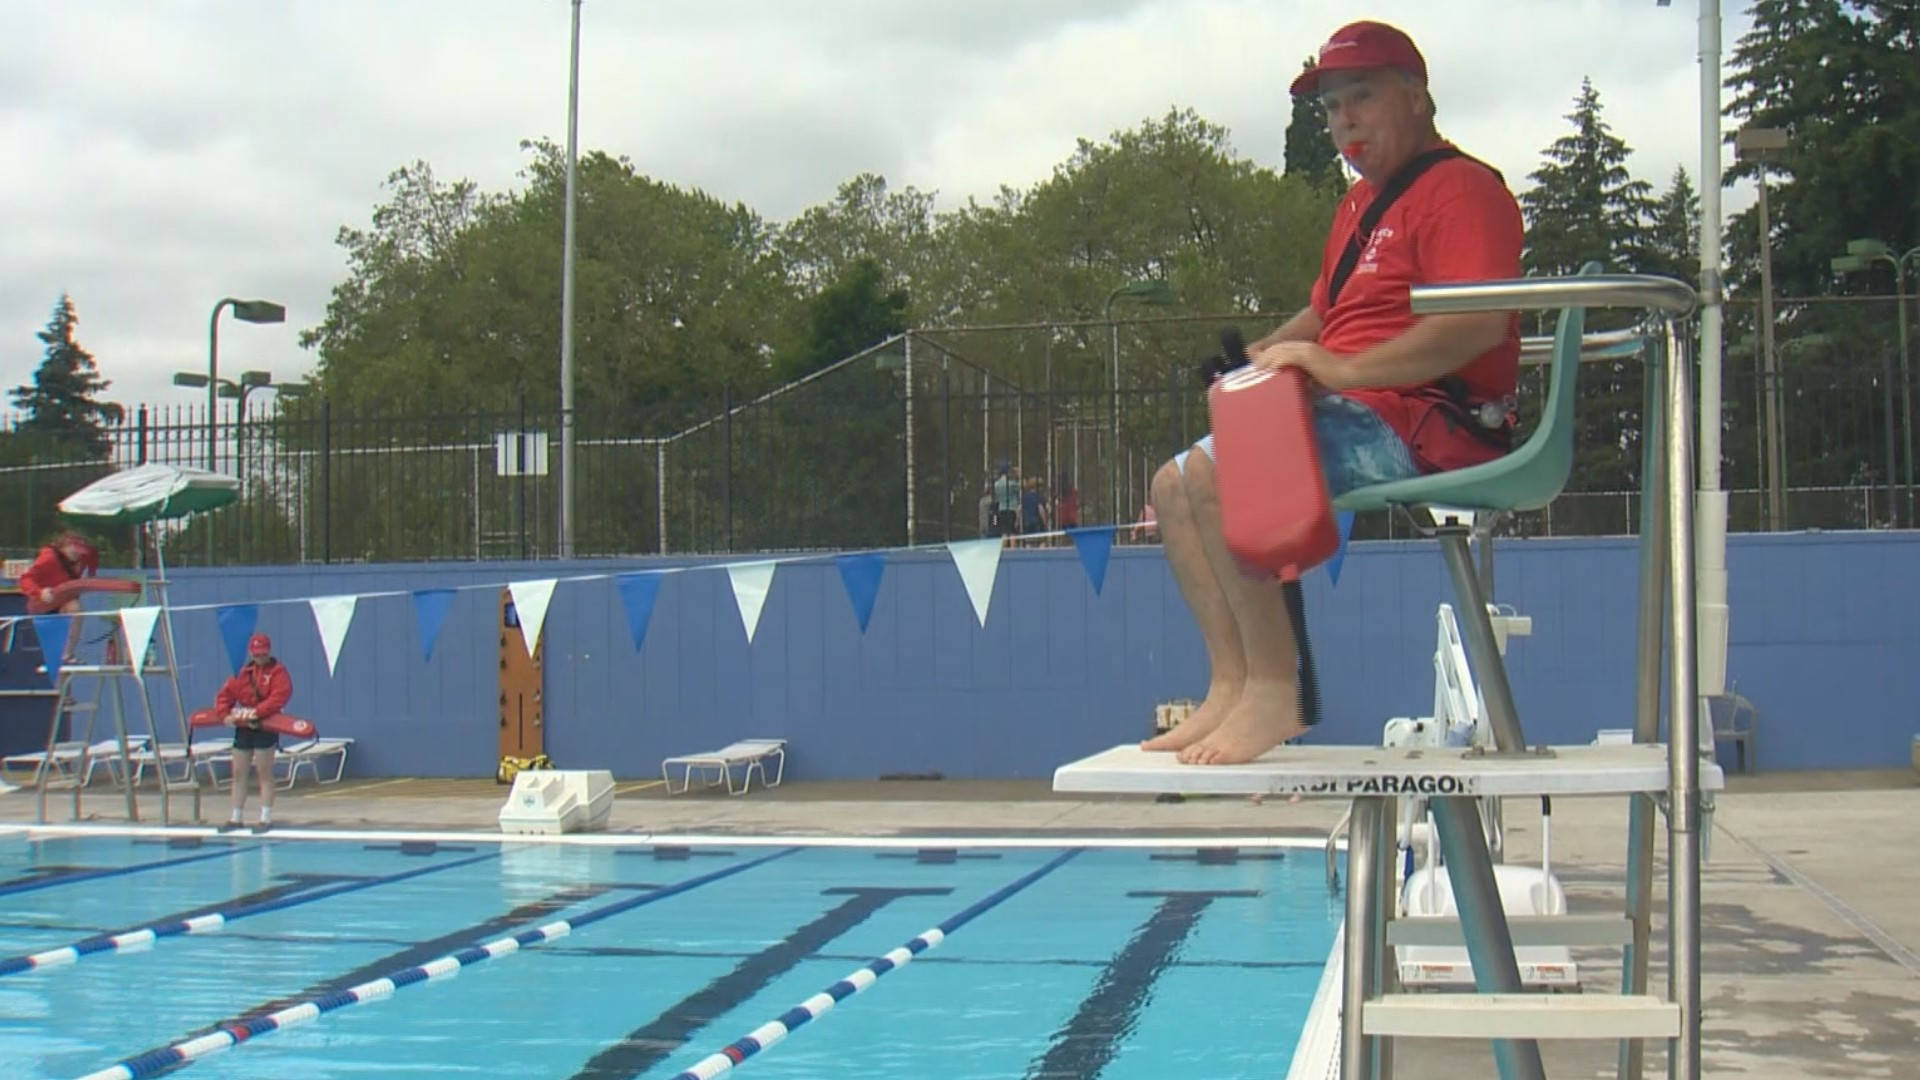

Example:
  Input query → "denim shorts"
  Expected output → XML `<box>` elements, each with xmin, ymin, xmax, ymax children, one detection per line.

<box><xmin>1173</xmin><ymin>392</ymin><xmax>1418</xmax><ymax>496</ymax></box>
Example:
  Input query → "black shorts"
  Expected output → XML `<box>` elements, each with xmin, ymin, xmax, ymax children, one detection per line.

<box><xmin>231</xmin><ymin>725</ymin><xmax>279</xmax><ymax>751</ymax></box>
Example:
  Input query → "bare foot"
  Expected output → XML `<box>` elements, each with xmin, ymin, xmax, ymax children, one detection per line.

<box><xmin>1181</xmin><ymin>679</ymin><xmax>1309</xmax><ymax>765</ymax></box>
<box><xmin>1140</xmin><ymin>683</ymin><xmax>1240</xmax><ymax>753</ymax></box>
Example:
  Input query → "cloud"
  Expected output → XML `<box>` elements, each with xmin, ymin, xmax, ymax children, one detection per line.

<box><xmin>1</xmin><ymin>0</ymin><xmax>1756</xmax><ymax>411</ymax></box>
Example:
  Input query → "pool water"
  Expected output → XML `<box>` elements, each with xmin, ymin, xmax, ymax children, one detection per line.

<box><xmin>0</xmin><ymin>835</ymin><xmax>1340</xmax><ymax>1079</ymax></box>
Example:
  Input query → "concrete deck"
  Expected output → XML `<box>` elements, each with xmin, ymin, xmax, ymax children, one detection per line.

<box><xmin>4</xmin><ymin>769</ymin><xmax>1916</xmax><ymax>1079</ymax></box>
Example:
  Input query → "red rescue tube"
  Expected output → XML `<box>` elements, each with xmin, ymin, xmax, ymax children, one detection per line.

<box><xmin>1206</xmin><ymin>347</ymin><xmax>1340</xmax><ymax>580</ymax></box>
<box><xmin>188</xmin><ymin>708</ymin><xmax>317</xmax><ymax>740</ymax></box>
<box><xmin>24</xmin><ymin>577</ymin><xmax>142</xmax><ymax>615</ymax></box>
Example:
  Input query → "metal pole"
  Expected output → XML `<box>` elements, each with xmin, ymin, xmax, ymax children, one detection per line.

<box><xmin>723</xmin><ymin>383</ymin><xmax>733</xmax><ymax>552</ymax></box>
<box><xmin>904</xmin><ymin>333</ymin><xmax>916</xmax><ymax>546</ymax></box>
<box><xmin>1665</xmin><ymin>318</ymin><xmax>1703</xmax><ymax>1080</ymax></box>
<box><xmin>1694</xmin><ymin>0</ymin><xmax>1731</xmax><ymax>703</ymax></box>
<box><xmin>320</xmin><ymin>398</ymin><xmax>332</xmax><ymax>565</ymax></box>
<box><xmin>1439</xmin><ymin>532</ymin><xmax>1526</xmax><ymax>753</ymax></box>
<box><xmin>656</xmin><ymin>441</ymin><xmax>668</xmax><ymax>555</ymax></box>
<box><xmin>1897</xmin><ymin>269</ymin><xmax>1913</xmax><ymax>528</ymax></box>
<box><xmin>1109</xmin><ymin>315</ymin><xmax>1121</xmax><ymax>523</ymax></box>
<box><xmin>557</xmin><ymin>0</ymin><xmax>582</xmax><ymax>559</ymax></box>
<box><xmin>1884</xmin><ymin>320</ymin><xmax>1899</xmax><ymax>526</ymax></box>
<box><xmin>943</xmin><ymin>366</ymin><xmax>953</xmax><ymax>541</ymax></box>
<box><xmin>1432</xmin><ymin>797</ymin><xmax>1546</xmax><ymax>1080</ymax></box>
<box><xmin>1341</xmin><ymin>797</ymin><xmax>1384</xmax><ymax>1080</ymax></box>
<box><xmin>1621</xmin><ymin>335</ymin><xmax>1669</xmax><ymax>1080</ymax></box>
<box><xmin>1755</xmin><ymin>176</ymin><xmax>1783</xmax><ymax>529</ymax></box>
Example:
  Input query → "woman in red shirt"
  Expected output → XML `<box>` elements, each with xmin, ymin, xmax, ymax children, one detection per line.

<box><xmin>16</xmin><ymin>532</ymin><xmax>100</xmax><ymax>660</ymax></box>
<box><xmin>213</xmin><ymin>633</ymin><xmax>295</xmax><ymax>834</ymax></box>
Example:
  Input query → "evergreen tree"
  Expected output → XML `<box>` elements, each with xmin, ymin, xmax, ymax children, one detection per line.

<box><xmin>1282</xmin><ymin>58</ymin><xmax>1343</xmax><ymax>188</ymax></box>
<box><xmin>9</xmin><ymin>295</ymin><xmax>123</xmax><ymax>459</ymax></box>
<box><xmin>1643</xmin><ymin>167</ymin><xmax>1701</xmax><ymax>285</ymax></box>
<box><xmin>1518</xmin><ymin>78</ymin><xmax>1654</xmax><ymax>278</ymax></box>
<box><xmin>1518</xmin><ymin>79</ymin><xmax>1656</xmax><ymax>493</ymax></box>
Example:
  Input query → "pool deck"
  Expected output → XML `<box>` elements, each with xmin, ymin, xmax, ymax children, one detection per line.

<box><xmin>5</xmin><ymin>767</ymin><xmax>1916</xmax><ymax>1079</ymax></box>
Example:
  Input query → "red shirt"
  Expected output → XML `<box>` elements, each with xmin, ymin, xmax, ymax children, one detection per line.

<box><xmin>1308</xmin><ymin>150</ymin><xmax>1524</xmax><ymax>463</ymax></box>
<box><xmin>216</xmin><ymin>659</ymin><xmax>294</xmax><ymax>720</ymax></box>
<box><xmin>17</xmin><ymin>545</ymin><xmax>95</xmax><ymax>610</ymax></box>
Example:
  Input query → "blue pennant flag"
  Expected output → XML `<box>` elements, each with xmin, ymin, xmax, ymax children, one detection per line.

<box><xmin>834</xmin><ymin>553</ymin><xmax>886</xmax><ymax>633</ymax></box>
<box><xmin>411</xmin><ymin>589</ymin><xmax>456</xmax><ymax>662</ymax></box>
<box><xmin>216</xmin><ymin>604</ymin><xmax>260</xmax><ymax>673</ymax></box>
<box><xmin>30</xmin><ymin>615</ymin><xmax>73</xmax><ymax>684</ymax></box>
<box><xmin>1326</xmin><ymin>510</ymin><xmax>1358</xmax><ymax>587</ymax></box>
<box><xmin>615</xmin><ymin>572</ymin><xmax>665</xmax><ymax>652</ymax></box>
<box><xmin>1069</xmin><ymin>526</ymin><xmax>1116</xmax><ymax>595</ymax></box>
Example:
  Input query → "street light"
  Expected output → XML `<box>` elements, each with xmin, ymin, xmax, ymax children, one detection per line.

<box><xmin>1735</xmin><ymin>125</ymin><xmax>1788</xmax><ymax>529</ymax></box>
<box><xmin>1833</xmin><ymin>240</ymin><xmax>1920</xmax><ymax>525</ymax></box>
<box><xmin>1105</xmin><ymin>279</ymin><xmax>1177</xmax><ymax>521</ymax></box>
<box><xmin>207</xmin><ymin>297</ymin><xmax>285</xmax><ymax>472</ymax></box>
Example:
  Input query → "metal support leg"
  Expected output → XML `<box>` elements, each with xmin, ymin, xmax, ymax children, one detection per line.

<box><xmin>1343</xmin><ymin>796</ymin><xmax>1386</xmax><ymax>1080</ymax></box>
<box><xmin>1431</xmin><ymin>796</ymin><xmax>1548</xmax><ymax>1080</ymax></box>
<box><xmin>1375</xmin><ymin>797</ymin><xmax>1398</xmax><ymax>1080</ymax></box>
<box><xmin>1438</xmin><ymin>532</ymin><xmax>1527</xmax><ymax>754</ymax></box>
<box><xmin>1663</xmin><ymin>319</ymin><xmax>1703</xmax><ymax>1080</ymax></box>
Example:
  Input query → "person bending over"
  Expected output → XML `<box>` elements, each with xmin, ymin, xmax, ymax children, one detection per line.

<box><xmin>214</xmin><ymin>633</ymin><xmax>294</xmax><ymax>834</ymax></box>
<box><xmin>1142</xmin><ymin>20</ymin><xmax>1523</xmax><ymax>765</ymax></box>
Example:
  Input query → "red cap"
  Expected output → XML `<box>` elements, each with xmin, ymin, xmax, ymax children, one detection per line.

<box><xmin>248</xmin><ymin>633</ymin><xmax>272</xmax><ymax>654</ymax></box>
<box><xmin>1290</xmin><ymin>21</ymin><xmax>1427</xmax><ymax>97</ymax></box>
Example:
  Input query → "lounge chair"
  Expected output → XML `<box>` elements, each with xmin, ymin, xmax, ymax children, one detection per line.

<box><xmin>4</xmin><ymin>737</ymin><xmax>155</xmax><ymax>786</ymax></box>
<box><xmin>276</xmin><ymin>737</ymin><xmax>354</xmax><ymax>788</ymax></box>
<box><xmin>661</xmin><ymin>738</ymin><xmax>786</xmax><ymax>796</ymax></box>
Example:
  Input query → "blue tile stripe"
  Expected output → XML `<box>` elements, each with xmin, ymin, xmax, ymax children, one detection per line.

<box><xmin>72</xmin><ymin>848</ymin><xmax>797</xmax><ymax>1080</ymax></box>
<box><xmin>0</xmin><ymin>851</ymin><xmax>499</xmax><ymax>978</ymax></box>
<box><xmin>668</xmin><ymin>848</ymin><xmax>1081</xmax><ymax>1080</ymax></box>
<box><xmin>0</xmin><ymin>847</ymin><xmax>242</xmax><ymax>899</ymax></box>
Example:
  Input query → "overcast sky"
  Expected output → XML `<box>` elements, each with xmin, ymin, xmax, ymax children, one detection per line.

<box><xmin>2</xmin><ymin>0</ymin><xmax>1758</xmax><ymax>413</ymax></box>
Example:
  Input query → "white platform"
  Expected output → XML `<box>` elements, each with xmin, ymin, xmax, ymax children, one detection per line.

<box><xmin>497</xmin><ymin>769</ymin><xmax>615</xmax><ymax>835</ymax></box>
<box><xmin>1052</xmin><ymin>742</ymin><xmax>1721</xmax><ymax>799</ymax></box>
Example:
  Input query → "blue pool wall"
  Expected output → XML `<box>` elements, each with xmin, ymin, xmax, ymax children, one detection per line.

<box><xmin>27</xmin><ymin>531</ymin><xmax>1916</xmax><ymax>780</ymax></box>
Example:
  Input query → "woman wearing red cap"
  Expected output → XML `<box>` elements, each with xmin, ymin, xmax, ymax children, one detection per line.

<box><xmin>213</xmin><ymin>633</ymin><xmax>294</xmax><ymax>833</ymax></box>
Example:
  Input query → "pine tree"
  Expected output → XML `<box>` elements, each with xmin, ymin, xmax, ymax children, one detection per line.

<box><xmin>1518</xmin><ymin>79</ymin><xmax>1656</xmax><ymax>493</ymax></box>
<box><xmin>1643</xmin><ymin>167</ymin><xmax>1701</xmax><ymax>285</ymax></box>
<box><xmin>1518</xmin><ymin>78</ymin><xmax>1654</xmax><ymax>278</ymax></box>
<box><xmin>1282</xmin><ymin>58</ymin><xmax>1343</xmax><ymax>189</ymax></box>
<box><xmin>10</xmin><ymin>295</ymin><xmax>123</xmax><ymax>459</ymax></box>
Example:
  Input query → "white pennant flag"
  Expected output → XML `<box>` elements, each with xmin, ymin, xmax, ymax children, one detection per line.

<box><xmin>726</xmin><ymin>561</ymin><xmax>778</xmax><ymax>643</ymax></box>
<box><xmin>118</xmin><ymin>606</ymin><xmax>161</xmax><ymax>681</ymax></box>
<box><xmin>947</xmin><ymin>539</ymin><xmax>1005</xmax><ymax>627</ymax></box>
<box><xmin>307</xmin><ymin>595</ymin><xmax>359</xmax><ymax>676</ymax></box>
<box><xmin>508</xmin><ymin>579</ymin><xmax>558</xmax><ymax>658</ymax></box>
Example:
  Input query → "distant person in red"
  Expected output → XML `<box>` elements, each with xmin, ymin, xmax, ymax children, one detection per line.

<box><xmin>17</xmin><ymin>531</ymin><xmax>101</xmax><ymax>661</ymax></box>
<box><xmin>214</xmin><ymin>633</ymin><xmax>294</xmax><ymax>834</ymax></box>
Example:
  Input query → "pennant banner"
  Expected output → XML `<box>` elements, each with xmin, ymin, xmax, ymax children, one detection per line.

<box><xmin>615</xmin><ymin>572</ymin><xmax>665</xmax><ymax>652</ymax></box>
<box><xmin>834</xmin><ymin>553</ymin><xmax>885</xmax><ymax>633</ymax></box>
<box><xmin>726</xmin><ymin>561</ymin><xmax>777</xmax><ymax>643</ymax></box>
<box><xmin>308</xmin><ymin>595</ymin><xmax>359</xmax><ymax>676</ymax></box>
<box><xmin>1326</xmin><ymin>510</ymin><xmax>1357</xmax><ymax>587</ymax></box>
<box><xmin>1068</xmin><ymin>527</ymin><xmax>1115</xmax><ymax>595</ymax></box>
<box><xmin>411</xmin><ymin>589</ymin><xmax>455</xmax><ymax>662</ymax></box>
<box><xmin>947</xmin><ymin>538</ymin><xmax>1004</xmax><ymax>627</ymax></box>
<box><xmin>216</xmin><ymin>604</ymin><xmax>260</xmax><ymax>673</ymax></box>
<box><xmin>508</xmin><ymin>579</ymin><xmax>558</xmax><ymax>658</ymax></box>
<box><xmin>30</xmin><ymin>615</ymin><xmax>72</xmax><ymax>684</ymax></box>
<box><xmin>118</xmin><ymin>606</ymin><xmax>161</xmax><ymax>679</ymax></box>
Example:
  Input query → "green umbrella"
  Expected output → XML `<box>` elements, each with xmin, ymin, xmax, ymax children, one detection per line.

<box><xmin>58</xmin><ymin>463</ymin><xmax>240</xmax><ymax>527</ymax></box>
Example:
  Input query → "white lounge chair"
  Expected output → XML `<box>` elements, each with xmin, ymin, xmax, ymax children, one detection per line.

<box><xmin>276</xmin><ymin>737</ymin><xmax>353</xmax><ymax>788</ymax></box>
<box><xmin>4</xmin><ymin>737</ymin><xmax>154</xmax><ymax>786</ymax></box>
<box><xmin>661</xmin><ymin>738</ymin><xmax>786</xmax><ymax>796</ymax></box>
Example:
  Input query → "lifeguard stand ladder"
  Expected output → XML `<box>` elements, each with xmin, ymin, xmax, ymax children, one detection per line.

<box><xmin>34</xmin><ymin>575</ymin><xmax>200</xmax><ymax>826</ymax></box>
<box><xmin>1055</xmin><ymin>271</ymin><xmax>1711</xmax><ymax>1080</ymax></box>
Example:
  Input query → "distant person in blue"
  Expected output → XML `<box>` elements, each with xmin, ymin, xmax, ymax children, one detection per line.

<box><xmin>1020</xmin><ymin>476</ymin><xmax>1049</xmax><ymax>535</ymax></box>
<box><xmin>992</xmin><ymin>463</ymin><xmax>1021</xmax><ymax>537</ymax></box>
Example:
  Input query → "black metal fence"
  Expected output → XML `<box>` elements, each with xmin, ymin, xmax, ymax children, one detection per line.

<box><xmin>3</xmin><ymin>298</ymin><xmax>1916</xmax><ymax>565</ymax></box>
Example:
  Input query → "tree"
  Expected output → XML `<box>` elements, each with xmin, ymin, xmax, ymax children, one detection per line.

<box><xmin>1642</xmin><ymin>167</ymin><xmax>1701</xmax><ymax>285</ymax></box>
<box><xmin>9</xmin><ymin>295</ymin><xmax>123</xmax><ymax>459</ymax></box>
<box><xmin>1518</xmin><ymin>80</ymin><xmax>1656</xmax><ymax>493</ymax></box>
<box><xmin>774</xmin><ymin>258</ymin><xmax>908</xmax><ymax>382</ymax></box>
<box><xmin>1518</xmin><ymin>79</ymin><xmax>1654</xmax><ymax>279</ymax></box>
<box><xmin>1283</xmin><ymin>58</ymin><xmax>1343</xmax><ymax>189</ymax></box>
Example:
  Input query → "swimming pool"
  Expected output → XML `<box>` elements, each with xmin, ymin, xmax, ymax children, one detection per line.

<box><xmin>0</xmin><ymin>833</ymin><xmax>1339</xmax><ymax>1079</ymax></box>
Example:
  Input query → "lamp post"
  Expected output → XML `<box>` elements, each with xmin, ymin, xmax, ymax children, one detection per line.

<box><xmin>558</xmin><ymin>0</ymin><xmax>583</xmax><ymax>559</ymax></box>
<box><xmin>207</xmin><ymin>297</ymin><xmax>285</xmax><ymax>472</ymax></box>
<box><xmin>1832</xmin><ymin>239</ymin><xmax>1920</xmax><ymax>527</ymax></box>
<box><xmin>1104</xmin><ymin>279</ymin><xmax>1176</xmax><ymax>521</ymax></box>
<box><xmin>1735</xmin><ymin>126</ymin><xmax>1788</xmax><ymax>529</ymax></box>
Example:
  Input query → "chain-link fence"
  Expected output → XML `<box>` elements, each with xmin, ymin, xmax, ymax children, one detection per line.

<box><xmin>4</xmin><ymin>297</ymin><xmax>1916</xmax><ymax>564</ymax></box>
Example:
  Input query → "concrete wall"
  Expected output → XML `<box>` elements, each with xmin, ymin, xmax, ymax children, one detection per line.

<box><xmin>137</xmin><ymin>531</ymin><xmax>1918</xmax><ymax>780</ymax></box>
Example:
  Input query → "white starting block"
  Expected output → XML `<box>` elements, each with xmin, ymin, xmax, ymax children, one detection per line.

<box><xmin>497</xmin><ymin>769</ymin><xmax>615</xmax><ymax>835</ymax></box>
